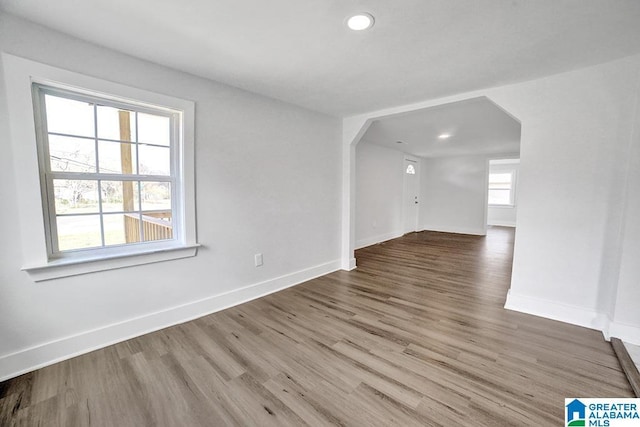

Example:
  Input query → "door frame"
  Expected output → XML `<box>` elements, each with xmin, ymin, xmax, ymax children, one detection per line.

<box><xmin>402</xmin><ymin>155</ymin><xmax>421</xmax><ymax>234</ymax></box>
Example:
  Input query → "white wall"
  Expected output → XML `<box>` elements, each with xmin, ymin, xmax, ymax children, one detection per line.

<box><xmin>355</xmin><ymin>142</ymin><xmax>405</xmax><ymax>248</ymax></box>
<box><xmin>610</xmin><ymin>93</ymin><xmax>640</xmax><ymax>345</ymax></box>
<box><xmin>420</xmin><ymin>155</ymin><xmax>489</xmax><ymax>235</ymax></box>
<box><xmin>487</xmin><ymin>57</ymin><xmax>640</xmax><ymax>332</ymax></box>
<box><xmin>487</xmin><ymin>161</ymin><xmax>520</xmax><ymax>227</ymax></box>
<box><xmin>487</xmin><ymin>206</ymin><xmax>517</xmax><ymax>228</ymax></box>
<box><xmin>0</xmin><ymin>13</ymin><xmax>342</xmax><ymax>380</ymax></box>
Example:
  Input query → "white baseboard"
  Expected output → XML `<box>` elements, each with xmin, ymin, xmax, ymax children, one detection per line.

<box><xmin>0</xmin><ymin>259</ymin><xmax>341</xmax><ymax>382</ymax></box>
<box><xmin>487</xmin><ymin>221</ymin><xmax>516</xmax><ymax>227</ymax></box>
<box><xmin>421</xmin><ymin>224</ymin><xmax>487</xmax><ymax>236</ymax></box>
<box><xmin>604</xmin><ymin>320</ymin><xmax>640</xmax><ymax>346</ymax></box>
<box><xmin>340</xmin><ymin>256</ymin><xmax>357</xmax><ymax>271</ymax></box>
<box><xmin>504</xmin><ymin>290</ymin><xmax>607</xmax><ymax>331</ymax></box>
<box><xmin>355</xmin><ymin>231</ymin><xmax>404</xmax><ymax>250</ymax></box>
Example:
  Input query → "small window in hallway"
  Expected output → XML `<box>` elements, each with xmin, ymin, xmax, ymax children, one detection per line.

<box><xmin>406</xmin><ymin>164</ymin><xmax>416</xmax><ymax>174</ymax></box>
<box><xmin>488</xmin><ymin>171</ymin><xmax>515</xmax><ymax>205</ymax></box>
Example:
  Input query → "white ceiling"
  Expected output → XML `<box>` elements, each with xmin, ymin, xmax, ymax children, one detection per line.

<box><xmin>361</xmin><ymin>97</ymin><xmax>521</xmax><ymax>158</ymax></box>
<box><xmin>2</xmin><ymin>1</ymin><xmax>640</xmax><ymax>116</ymax></box>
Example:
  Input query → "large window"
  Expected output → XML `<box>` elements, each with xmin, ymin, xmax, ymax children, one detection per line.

<box><xmin>488</xmin><ymin>170</ymin><xmax>516</xmax><ymax>206</ymax></box>
<box><xmin>33</xmin><ymin>84</ymin><xmax>182</xmax><ymax>257</ymax></box>
<box><xmin>5</xmin><ymin>54</ymin><xmax>196</xmax><ymax>281</ymax></box>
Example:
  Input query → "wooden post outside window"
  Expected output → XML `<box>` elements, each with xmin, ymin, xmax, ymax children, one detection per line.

<box><xmin>118</xmin><ymin>111</ymin><xmax>138</xmax><ymax>242</ymax></box>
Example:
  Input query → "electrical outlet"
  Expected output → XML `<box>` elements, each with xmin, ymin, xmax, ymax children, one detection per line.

<box><xmin>254</xmin><ymin>253</ymin><xmax>263</xmax><ymax>267</ymax></box>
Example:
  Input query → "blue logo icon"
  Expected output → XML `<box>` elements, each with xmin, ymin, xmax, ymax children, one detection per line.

<box><xmin>566</xmin><ymin>399</ymin><xmax>586</xmax><ymax>426</ymax></box>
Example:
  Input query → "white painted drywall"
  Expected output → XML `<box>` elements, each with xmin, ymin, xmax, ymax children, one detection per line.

<box><xmin>420</xmin><ymin>155</ymin><xmax>489</xmax><ymax>235</ymax></box>
<box><xmin>487</xmin><ymin>57</ymin><xmax>640</xmax><ymax>326</ymax></box>
<box><xmin>610</xmin><ymin>92</ymin><xmax>640</xmax><ymax>345</ymax></box>
<box><xmin>487</xmin><ymin>207</ymin><xmax>517</xmax><ymax>228</ymax></box>
<box><xmin>487</xmin><ymin>161</ymin><xmax>519</xmax><ymax>227</ymax></box>
<box><xmin>355</xmin><ymin>142</ymin><xmax>405</xmax><ymax>248</ymax></box>
<box><xmin>0</xmin><ymin>13</ymin><xmax>342</xmax><ymax>379</ymax></box>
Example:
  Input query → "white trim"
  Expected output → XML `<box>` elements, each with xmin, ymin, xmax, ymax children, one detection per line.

<box><xmin>402</xmin><ymin>155</ymin><xmax>421</xmax><ymax>234</ymax></box>
<box><xmin>0</xmin><ymin>259</ymin><xmax>341</xmax><ymax>382</ymax></box>
<box><xmin>23</xmin><ymin>244</ymin><xmax>200</xmax><ymax>282</ymax></box>
<box><xmin>604</xmin><ymin>321</ymin><xmax>640</xmax><ymax>346</ymax></box>
<box><xmin>355</xmin><ymin>230</ymin><xmax>404</xmax><ymax>249</ymax></box>
<box><xmin>421</xmin><ymin>224</ymin><xmax>487</xmax><ymax>236</ymax></box>
<box><xmin>490</xmin><ymin>159</ymin><xmax>520</xmax><ymax>165</ymax></box>
<box><xmin>482</xmin><ymin>159</ymin><xmax>489</xmax><ymax>232</ymax></box>
<box><xmin>506</xmin><ymin>295</ymin><xmax>640</xmax><ymax>346</ymax></box>
<box><xmin>487</xmin><ymin>221</ymin><xmax>516</xmax><ymax>227</ymax></box>
<box><xmin>504</xmin><ymin>290</ymin><xmax>608</xmax><ymax>331</ymax></box>
<box><xmin>2</xmin><ymin>53</ymin><xmax>197</xmax><ymax>280</ymax></box>
<box><xmin>342</xmin><ymin>257</ymin><xmax>357</xmax><ymax>271</ymax></box>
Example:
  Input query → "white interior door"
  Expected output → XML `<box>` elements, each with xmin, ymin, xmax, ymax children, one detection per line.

<box><xmin>403</xmin><ymin>158</ymin><xmax>419</xmax><ymax>233</ymax></box>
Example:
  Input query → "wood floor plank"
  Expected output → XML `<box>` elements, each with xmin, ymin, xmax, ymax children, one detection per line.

<box><xmin>0</xmin><ymin>227</ymin><xmax>633</xmax><ymax>425</ymax></box>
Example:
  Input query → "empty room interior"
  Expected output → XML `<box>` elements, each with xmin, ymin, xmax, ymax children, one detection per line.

<box><xmin>1</xmin><ymin>1</ymin><xmax>640</xmax><ymax>425</ymax></box>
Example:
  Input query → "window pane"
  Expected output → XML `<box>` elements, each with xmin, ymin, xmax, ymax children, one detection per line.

<box><xmin>98</xmin><ymin>140</ymin><xmax>137</xmax><ymax>174</ymax></box>
<box><xmin>53</xmin><ymin>179</ymin><xmax>99</xmax><ymax>214</ymax></box>
<box><xmin>138</xmin><ymin>113</ymin><xmax>170</xmax><ymax>146</ymax></box>
<box><xmin>489</xmin><ymin>182</ymin><xmax>512</xmax><ymax>190</ymax></box>
<box><xmin>489</xmin><ymin>173</ymin><xmax>512</xmax><ymax>185</ymax></box>
<box><xmin>101</xmin><ymin>181</ymin><xmax>140</xmax><ymax>212</ymax></box>
<box><xmin>142</xmin><ymin>213</ymin><xmax>173</xmax><ymax>242</ymax></box>
<box><xmin>141</xmin><ymin>182</ymin><xmax>171</xmax><ymax>211</ymax></box>
<box><xmin>97</xmin><ymin>106</ymin><xmax>136</xmax><ymax>141</ymax></box>
<box><xmin>138</xmin><ymin>144</ymin><xmax>170</xmax><ymax>175</ymax></box>
<box><xmin>103</xmin><ymin>214</ymin><xmax>129</xmax><ymax>246</ymax></box>
<box><xmin>406</xmin><ymin>164</ymin><xmax>416</xmax><ymax>174</ymax></box>
<box><xmin>49</xmin><ymin>135</ymin><xmax>96</xmax><ymax>173</ymax></box>
<box><xmin>488</xmin><ymin>189</ymin><xmax>511</xmax><ymax>205</ymax></box>
<box><xmin>57</xmin><ymin>215</ymin><xmax>102</xmax><ymax>251</ymax></box>
<box><xmin>45</xmin><ymin>94</ymin><xmax>95</xmax><ymax>138</ymax></box>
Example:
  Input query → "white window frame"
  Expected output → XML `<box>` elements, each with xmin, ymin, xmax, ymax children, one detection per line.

<box><xmin>488</xmin><ymin>169</ymin><xmax>517</xmax><ymax>207</ymax></box>
<box><xmin>2</xmin><ymin>54</ymin><xmax>198</xmax><ymax>281</ymax></box>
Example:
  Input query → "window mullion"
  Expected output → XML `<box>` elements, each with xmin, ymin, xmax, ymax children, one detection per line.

<box><xmin>40</xmin><ymin>86</ymin><xmax>176</xmax><ymax>118</ymax></box>
<box><xmin>48</xmin><ymin>171</ymin><xmax>171</xmax><ymax>181</ymax></box>
<box><xmin>170</xmin><ymin>112</ymin><xmax>182</xmax><ymax>243</ymax></box>
<box><xmin>137</xmin><ymin>181</ymin><xmax>144</xmax><ymax>242</ymax></box>
<box><xmin>135</xmin><ymin>111</ymin><xmax>139</xmax><ymax>174</ymax></box>
<box><xmin>98</xmin><ymin>180</ymin><xmax>106</xmax><ymax>246</ymax></box>
<box><xmin>93</xmin><ymin>104</ymin><xmax>106</xmax><ymax>247</ymax></box>
<box><xmin>37</xmin><ymin>90</ymin><xmax>60</xmax><ymax>255</ymax></box>
<box><xmin>45</xmin><ymin>173</ymin><xmax>60</xmax><ymax>254</ymax></box>
<box><xmin>134</xmin><ymin>112</ymin><xmax>144</xmax><ymax>242</ymax></box>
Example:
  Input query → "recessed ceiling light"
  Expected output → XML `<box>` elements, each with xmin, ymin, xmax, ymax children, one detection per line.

<box><xmin>347</xmin><ymin>13</ymin><xmax>375</xmax><ymax>31</ymax></box>
<box><xmin>438</xmin><ymin>133</ymin><xmax>452</xmax><ymax>139</ymax></box>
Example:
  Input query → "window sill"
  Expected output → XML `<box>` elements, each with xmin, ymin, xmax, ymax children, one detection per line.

<box><xmin>488</xmin><ymin>204</ymin><xmax>516</xmax><ymax>209</ymax></box>
<box><xmin>22</xmin><ymin>244</ymin><xmax>200</xmax><ymax>282</ymax></box>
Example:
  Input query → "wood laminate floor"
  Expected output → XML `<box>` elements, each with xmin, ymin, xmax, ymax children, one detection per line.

<box><xmin>0</xmin><ymin>227</ymin><xmax>633</xmax><ymax>426</ymax></box>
